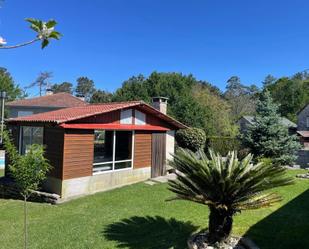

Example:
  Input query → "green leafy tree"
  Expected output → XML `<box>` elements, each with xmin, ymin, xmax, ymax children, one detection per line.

<box><xmin>75</xmin><ymin>77</ymin><xmax>95</xmax><ymax>101</ymax></box>
<box><xmin>51</xmin><ymin>82</ymin><xmax>73</xmax><ymax>94</ymax></box>
<box><xmin>0</xmin><ymin>18</ymin><xmax>61</xmax><ymax>49</ymax></box>
<box><xmin>243</xmin><ymin>90</ymin><xmax>301</xmax><ymax>165</ymax></box>
<box><xmin>90</xmin><ymin>90</ymin><xmax>113</xmax><ymax>103</ymax></box>
<box><xmin>26</xmin><ymin>72</ymin><xmax>53</xmax><ymax>96</ymax></box>
<box><xmin>262</xmin><ymin>74</ymin><xmax>276</xmax><ymax>87</ymax></box>
<box><xmin>113</xmin><ymin>75</ymin><xmax>150</xmax><ymax>102</ymax></box>
<box><xmin>175</xmin><ymin>128</ymin><xmax>206</xmax><ymax>152</ymax></box>
<box><xmin>266</xmin><ymin>77</ymin><xmax>309</xmax><ymax>121</ymax></box>
<box><xmin>2</xmin><ymin>130</ymin><xmax>51</xmax><ymax>249</ymax></box>
<box><xmin>0</xmin><ymin>67</ymin><xmax>23</xmax><ymax>101</ymax></box>
<box><xmin>168</xmin><ymin>149</ymin><xmax>293</xmax><ymax>245</ymax></box>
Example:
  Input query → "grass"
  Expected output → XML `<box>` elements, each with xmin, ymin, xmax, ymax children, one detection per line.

<box><xmin>0</xmin><ymin>169</ymin><xmax>4</xmax><ymax>177</ymax></box>
<box><xmin>0</xmin><ymin>170</ymin><xmax>308</xmax><ymax>249</ymax></box>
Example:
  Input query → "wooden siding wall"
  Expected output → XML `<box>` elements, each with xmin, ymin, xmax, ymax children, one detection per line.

<box><xmin>44</xmin><ymin>127</ymin><xmax>64</xmax><ymax>179</ymax></box>
<box><xmin>72</xmin><ymin>110</ymin><xmax>120</xmax><ymax>124</ymax></box>
<box><xmin>62</xmin><ymin>129</ymin><xmax>94</xmax><ymax>180</ymax></box>
<box><xmin>134</xmin><ymin>131</ymin><xmax>152</xmax><ymax>168</ymax></box>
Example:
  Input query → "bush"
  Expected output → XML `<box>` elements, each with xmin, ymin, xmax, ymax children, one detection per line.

<box><xmin>206</xmin><ymin>136</ymin><xmax>241</xmax><ymax>156</ymax></box>
<box><xmin>175</xmin><ymin>128</ymin><xmax>206</xmax><ymax>152</ymax></box>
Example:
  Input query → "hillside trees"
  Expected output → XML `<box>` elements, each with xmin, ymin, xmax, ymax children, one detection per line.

<box><xmin>0</xmin><ymin>67</ymin><xmax>23</xmax><ymax>101</ymax></box>
<box><xmin>51</xmin><ymin>82</ymin><xmax>73</xmax><ymax>94</ymax></box>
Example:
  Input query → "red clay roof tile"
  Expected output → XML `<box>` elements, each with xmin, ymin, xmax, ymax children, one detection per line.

<box><xmin>6</xmin><ymin>92</ymin><xmax>87</xmax><ymax>108</ymax></box>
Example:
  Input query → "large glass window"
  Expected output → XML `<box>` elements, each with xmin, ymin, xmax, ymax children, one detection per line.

<box><xmin>93</xmin><ymin>130</ymin><xmax>134</xmax><ymax>174</ymax></box>
<box><xmin>135</xmin><ymin>110</ymin><xmax>146</xmax><ymax>125</ymax></box>
<box><xmin>20</xmin><ymin>126</ymin><xmax>43</xmax><ymax>154</ymax></box>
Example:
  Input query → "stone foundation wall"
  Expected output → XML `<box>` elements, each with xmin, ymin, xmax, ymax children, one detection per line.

<box><xmin>61</xmin><ymin>167</ymin><xmax>151</xmax><ymax>200</ymax></box>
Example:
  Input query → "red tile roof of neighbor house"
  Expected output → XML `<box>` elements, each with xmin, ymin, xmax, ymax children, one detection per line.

<box><xmin>297</xmin><ymin>131</ymin><xmax>309</xmax><ymax>138</ymax></box>
<box><xmin>8</xmin><ymin>101</ymin><xmax>187</xmax><ymax>129</ymax></box>
<box><xmin>6</xmin><ymin>92</ymin><xmax>87</xmax><ymax>108</ymax></box>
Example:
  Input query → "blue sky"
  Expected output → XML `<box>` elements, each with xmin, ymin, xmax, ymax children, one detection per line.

<box><xmin>1</xmin><ymin>0</ymin><xmax>309</xmax><ymax>96</ymax></box>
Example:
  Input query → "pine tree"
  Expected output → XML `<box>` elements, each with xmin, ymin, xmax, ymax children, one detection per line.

<box><xmin>243</xmin><ymin>90</ymin><xmax>300</xmax><ymax>165</ymax></box>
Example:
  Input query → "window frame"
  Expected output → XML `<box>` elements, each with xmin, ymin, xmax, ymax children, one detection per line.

<box><xmin>92</xmin><ymin>130</ymin><xmax>135</xmax><ymax>175</ymax></box>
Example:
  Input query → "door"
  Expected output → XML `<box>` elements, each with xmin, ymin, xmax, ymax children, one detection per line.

<box><xmin>151</xmin><ymin>132</ymin><xmax>166</xmax><ymax>178</ymax></box>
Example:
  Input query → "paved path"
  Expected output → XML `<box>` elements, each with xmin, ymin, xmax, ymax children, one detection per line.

<box><xmin>144</xmin><ymin>173</ymin><xmax>176</xmax><ymax>185</ymax></box>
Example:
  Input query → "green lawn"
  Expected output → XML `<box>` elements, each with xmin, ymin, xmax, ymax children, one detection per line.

<box><xmin>0</xmin><ymin>170</ymin><xmax>308</xmax><ymax>249</ymax></box>
<box><xmin>0</xmin><ymin>169</ymin><xmax>4</xmax><ymax>177</ymax></box>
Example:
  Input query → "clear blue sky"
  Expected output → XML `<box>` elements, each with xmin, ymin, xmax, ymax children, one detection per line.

<box><xmin>1</xmin><ymin>0</ymin><xmax>309</xmax><ymax>96</ymax></box>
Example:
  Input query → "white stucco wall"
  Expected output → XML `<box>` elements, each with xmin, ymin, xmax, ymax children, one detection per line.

<box><xmin>166</xmin><ymin>130</ymin><xmax>175</xmax><ymax>167</ymax></box>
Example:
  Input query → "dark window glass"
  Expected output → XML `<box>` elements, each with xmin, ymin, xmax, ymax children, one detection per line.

<box><xmin>93</xmin><ymin>130</ymin><xmax>114</xmax><ymax>164</ymax></box>
<box><xmin>114</xmin><ymin>161</ymin><xmax>132</xmax><ymax>170</ymax></box>
<box><xmin>115</xmin><ymin>131</ymin><xmax>132</xmax><ymax>161</ymax></box>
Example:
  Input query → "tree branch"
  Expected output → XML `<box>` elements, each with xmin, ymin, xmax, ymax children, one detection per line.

<box><xmin>0</xmin><ymin>38</ymin><xmax>40</xmax><ymax>49</ymax></box>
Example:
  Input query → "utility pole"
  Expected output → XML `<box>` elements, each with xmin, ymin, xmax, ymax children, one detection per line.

<box><xmin>0</xmin><ymin>91</ymin><xmax>6</xmax><ymax>145</ymax></box>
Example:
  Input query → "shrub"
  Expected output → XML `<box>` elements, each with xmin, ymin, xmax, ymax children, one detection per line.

<box><xmin>206</xmin><ymin>136</ymin><xmax>241</xmax><ymax>156</ymax></box>
<box><xmin>175</xmin><ymin>128</ymin><xmax>206</xmax><ymax>152</ymax></box>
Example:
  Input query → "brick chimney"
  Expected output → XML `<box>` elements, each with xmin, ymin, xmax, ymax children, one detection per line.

<box><xmin>151</xmin><ymin>97</ymin><xmax>168</xmax><ymax>114</ymax></box>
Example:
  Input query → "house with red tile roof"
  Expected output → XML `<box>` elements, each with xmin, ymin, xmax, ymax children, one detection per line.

<box><xmin>6</xmin><ymin>92</ymin><xmax>88</xmax><ymax>118</ymax></box>
<box><xmin>5</xmin><ymin>97</ymin><xmax>186</xmax><ymax>201</ymax></box>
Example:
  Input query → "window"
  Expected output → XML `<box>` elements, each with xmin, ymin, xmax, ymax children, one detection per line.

<box><xmin>135</xmin><ymin>110</ymin><xmax>146</xmax><ymax>125</ymax></box>
<box><xmin>17</xmin><ymin>111</ymin><xmax>33</xmax><ymax>117</ymax></box>
<box><xmin>120</xmin><ymin>109</ymin><xmax>133</xmax><ymax>124</ymax></box>
<box><xmin>93</xmin><ymin>130</ymin><xmax>134</xmax><ymax>174</ymax></box>
<box><xmin>20</xmin><ymin>126</ymin><xmax>43</xmax><ymax>154</ymax></box>
<box><xmin>307</xmin><ymin>117</ymin><xmax>309</xmax><ymax>128</ymax></box>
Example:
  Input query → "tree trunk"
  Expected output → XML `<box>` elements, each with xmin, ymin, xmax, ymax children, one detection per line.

<box><xmin>23</xmin><ymin>195</ymin><xmax>28</xmax><ymax>249</ymax></box>
<box><xmin>208</xmin><ymin>207</ymin><xmax>233</xmax><ymax>244</ymax></box>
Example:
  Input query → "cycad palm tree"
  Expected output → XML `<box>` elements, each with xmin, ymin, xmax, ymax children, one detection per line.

<box><xmin>168</xmin><ymin>149</ymin><xmax>294</xmax><ymax>244</ymax></box>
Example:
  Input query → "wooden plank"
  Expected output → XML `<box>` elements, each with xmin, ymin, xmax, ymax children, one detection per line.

<box><xmin>134</xmin><ymin>131</ymin><xmax>152</xmax><ymax>168</ymax></box>
<box><xmin>151</xmin><ymin>132</ymin><xmax>166</xmax><ymax>177</ymax></box>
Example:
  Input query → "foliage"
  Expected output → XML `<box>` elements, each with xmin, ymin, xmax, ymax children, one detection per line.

<box><xmin>26</xmin><ymin>71</ymin><xmax>53</xmax><ymax>96</ymax></box>
<box><xmin>224</xmin><ymin>76</ymin><xmax>258</xmax><ymax>119</ymax></box>
<box><xmin>0</xmin><ymin>67</ymin><xmax>23</xmax><ymax>101</ymax></box>
<box><xmin>168</xmin><ymin>149</ymin><xmax>294</xmax><ymax>244</ymax></box>
<box><xmin>90</xmin><ymin>90</ymin><xmax>113</xmax><ymax>103</ymax></box>
<box><xmin>206</xmin><ymin>136</ymin><xmax>241</xmax><ymax>156</ymax></box>
<box><xmin>242</xmin><ymin>90</ymin><xmax>301</xmax><ymax>165</ymax></box>
<box><xmin>114</xmin><ymin>72</ymin><xmax>237</xmax><ymax>136</ymax></box>
<box><xmin>0</xmin><ymin>18</ymin><xmax>61</xmax><ymax>49</ymax></box>
<box><xmin>2</xmin><ymin>129</ymin><xmax>50</xmax><ymax>197</ymax></box>
<box><xmin>193</xmin><ymin>84</ymin><xmax>238</xmax><ymax>136</ymax></box>
<box><xmin>175</xmin><ymin>128</ymin><xmax>206</xmax><ymax>152</ymax></box>
<box><xmin>265</xmin><ymin>76</ymin><xmax>309</xmax><ymax>122</ymax></box>
<box><xmin>75</xmin><ymin>76</ymin><xmax>95</xmax><ymax>101</ymax></box>
<box><xmin>51</xmin><ymin>82</ymin><xmax>73</xmax><ymax>94</ymax></box>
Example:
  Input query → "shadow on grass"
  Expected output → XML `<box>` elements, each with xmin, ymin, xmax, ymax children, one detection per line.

<box><xmin>103</xmin><ymin>216</ymin><xmax>198</xmax><ymax>249</ymax></box>
<box><xmin>244</xmin><ymin>189</ymin><xmax>309</xmax><ymax>249</ymax></box>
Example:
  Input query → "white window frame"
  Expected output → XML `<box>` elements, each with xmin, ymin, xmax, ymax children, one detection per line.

<box><xmin>93</xmin><ymin>130</ymin><xmax>135</xmax><ymax>174</ymax></box>
<box><xmin>135</xmin><ymin>110</ymin><xmax>146</xmax><ymax>125</ymax></box>
<box><xmin>120</xmin><ymin>109</ymin><xmax>133</xmax><ymax>124</ymax></box>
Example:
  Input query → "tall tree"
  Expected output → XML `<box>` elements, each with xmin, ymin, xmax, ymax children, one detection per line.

<box><xmin>242</xmin><ymin>90</ymin><xmax>300</xmax><ymax>165</ymax></box>
<box><xmin>224</xmin><ymin>76</ymin><xmax>258</xmax><ymax>119</ymax></box>
<box><xmin>262</xmin><ymin>74</ymin><xmax>276</xmax><ymax>87</ymax></box>
<box><xmin>26</xmin><ymin>72</ymin><xmax>53</xmax><ymax>96</ymax></box>
<box><xmin>51</xmin><ymin>82</ymin><xmax>73</xmax><ymax>94</ymax></box>
<box><xmin>75</xmin><ymin>77</ymin><xmax>95</xmax><ymax>101</ymax></box>
<box><xmin>0</xmin><ymin>67</ymin><xmax>23</xmax><ymax>101</ymax></box>
<box><xmin>90</xmin><ymin>90</ymin><xmax>113</xmax><ymax>103</ymax></box>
